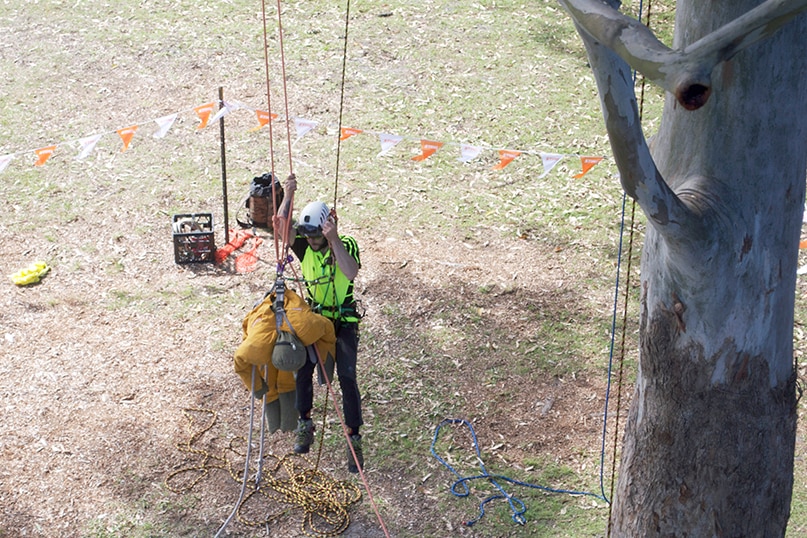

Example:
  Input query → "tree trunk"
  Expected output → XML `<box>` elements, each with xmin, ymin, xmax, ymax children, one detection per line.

<box><xmin>608</xmin><ymin>1</ymin><xmax>807</xmax><ymax>536</ymax></box>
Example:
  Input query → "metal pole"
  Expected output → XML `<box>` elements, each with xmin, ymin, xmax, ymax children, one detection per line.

<box><xmin>218</xmin><ymin>86</ymin><xmax>230</xmax><ymax>245</ymax></box>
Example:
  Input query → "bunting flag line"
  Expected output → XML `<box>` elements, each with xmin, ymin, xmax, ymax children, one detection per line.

<box><xmin>539</xmin><ymin>152</ymin><xmax>564</xmax><ymax>178</ymax></box>
<box><xmin>459</xmin><ymin>143</ymin><xmax>483</xmax><ymax>163</ymax></box>
<box><xmin>250</xmin><ymin>109</ymin><xmax>278</xmax><ymax>132</ymax></box>
<box><xmin>412</xmin><ymin>139</ymin><xmax>443</xmax><ymax>162</ymax></box>
<box><xmin>340</xmin><ymin>127</ymin><xmax>363</xmax><ymax>140</ymax></box>
<box><xmin>117</xmin><ymin>125</ymin><xmax>139</xmax><ymax>152</ymax></box>
<box><xmin>0</xmin><ymin>94</ymin><xmax>607</xmax><ymax>179</ymax></box>
<box><xmin>208</xmin><ymin>101</ymin><xmax>239</xmax><ymax>125</ymax></box>
<box><xmin>573</xmin><ymin>156</ymin><xmax>604</xmax><ymax>179</ymax></box>
<box><xmin>194</xmin><ymin>102</ymin><xmax>215</xmax><ymax>129</ymax></box>
<box><xmin>378</xmin><ymin>133</ymin><xmax>404</xmax><ymax>156</ymax></box>
<box><xmin>0</xmin><ymin>154</ymin><xmax>12</xmax><ymax>173</ymax></box>
<box><xmin>293</xmin><ymin>118</ymin><xmax>319</xmax><ymax>141</ymax></box>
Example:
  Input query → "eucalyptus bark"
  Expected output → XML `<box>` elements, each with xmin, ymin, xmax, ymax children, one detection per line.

<box><xmin>559</xmin><ymin>0</ymin><xmax>807</xmax><ymax>535</ymax></box>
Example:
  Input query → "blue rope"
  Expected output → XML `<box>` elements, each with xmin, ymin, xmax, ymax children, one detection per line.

<box><xmin>598</xmin><ymin>0</ymin><xmax>647</xmax><ymax>505</ymax></box>
<box><xmin>434</xmin><ymin>1</ymin><xmax>649</xmax><ymax>526</ymax></box>
<box><xmin>431</xmin><ymin>418</ymin><xmax>607</xmax><ymax>527</ymax></box>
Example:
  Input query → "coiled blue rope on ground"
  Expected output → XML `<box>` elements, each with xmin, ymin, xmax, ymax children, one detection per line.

<box><xmin>431</xmin><ymin>418</ymin><xmax>607</xmax><ymax>527</ymax></box>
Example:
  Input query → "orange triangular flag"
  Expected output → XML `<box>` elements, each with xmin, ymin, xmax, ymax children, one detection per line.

<box><xmin>573</xmin><ymin>156</ymin><xmax>604</xmax><ymax>178</ymax></box>
<box><xmin>412</xmin><ymin>139</ymin><xmax>444</xmax><ymax>162</ymax></box>
<box><xmin>340</xmin><ymin>127</ymin><xmax>363</xmax><ymax>140</ymax></box>
<box><xmin>250</xmin><ymin>110</ymin><xmax>278</xmax><ymax>131</ymax></box>
<box><xmin>492</xmin><ymin>149</ymin><xmax>522</xmax><ymax>170</ymax></box>
<box><xmin>34</xmin><ymin>145</ymin><xmax>57</xmax><ymax>166</ymax></box>
<box><xmin>117</xmin><ymin>125</ymin><xmax>139</xmax><ymax>152</ymax></box>
<box><xmin>194</xmin><ymin>102</ymin><xmax>215</xmax><ymax>129</ymax></box>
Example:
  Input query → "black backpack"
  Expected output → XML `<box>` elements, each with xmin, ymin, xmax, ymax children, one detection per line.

<box><xmin>237</xmin><ymin>173</ymin><xmax>284</xmax><ymax>231</ymax></box>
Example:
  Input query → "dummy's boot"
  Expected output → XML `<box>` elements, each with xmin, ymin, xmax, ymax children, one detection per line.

<box><xmin>278</xmin><ymin>391</ymin><xmax>298</xmax><ymax>433</ymax></box>
<box><xmin>263</xmin><ymin>399</ymin><xmax>281</xmax><ymax>434</ymax></box>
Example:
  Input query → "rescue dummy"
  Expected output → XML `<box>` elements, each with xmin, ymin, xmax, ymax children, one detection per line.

<box><xmin>234</xmin><ymin>286</ymin><xmax>336</xmax><ymax>433</ymax></box>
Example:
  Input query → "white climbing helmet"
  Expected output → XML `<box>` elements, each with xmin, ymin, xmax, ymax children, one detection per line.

<box><xmin>298</xmin><ymin>201</ymin><xmax>330</xmax><ymax>236</ymax></box>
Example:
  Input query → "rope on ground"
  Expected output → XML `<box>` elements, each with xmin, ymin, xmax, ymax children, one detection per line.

<box><xmin>431</xmin><ymin>418</ymin><xmax>606</xmax><ymax>527</ymax></box>
<box><xmin>165</xmin><ymin>406</ymin><xmax>362</xmax><ymax>537</ymax></box>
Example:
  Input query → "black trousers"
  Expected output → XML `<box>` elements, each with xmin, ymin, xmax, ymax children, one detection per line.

<box><xmin>295</xmin><ymin>323</ymin><xmax>363</xmax><ymax>431</ymax></box>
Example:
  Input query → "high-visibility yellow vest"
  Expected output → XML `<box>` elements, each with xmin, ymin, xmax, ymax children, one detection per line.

<box><xmin>300</xmin><ymin>235</ymin><xmax>361</xmax><ymax>323</ymax></box>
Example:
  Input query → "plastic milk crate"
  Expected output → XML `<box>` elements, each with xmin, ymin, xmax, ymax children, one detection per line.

<box><xmin>172</xmin><ymin>213</ymin><xmax>215</xmax><ymax>264</ymax></box>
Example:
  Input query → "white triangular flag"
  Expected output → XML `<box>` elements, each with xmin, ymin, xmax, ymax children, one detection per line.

<box><xmin>294</xmin><ymin>118</ymin><xmax>319</xmax><ymax>141</ymax></box>
<box><xmin>0</xmin><ymin>154</ymin><xmax>13</xmax><ymax>173</ymax></box>
<box><xmin>459</xmin><ymin>144</ymin><xmax>483</xmax><ymax>163</ymax></box>
<box><xmin>377</xmin><ymin>133</ymin><xmax>404</xmax><ymax>156</ymax></box>
<box><xmin>153</xmin><ymin>113</ymin><xmax>178</xmax><ymax>139</ymax></box>
<box><xmin>208</xmin><ymin>101</ymin><xmax>239</xmax><ymax>125</ymax></box>
<box><xmin>539</xmin><ymin>152</ymin><xmax>564</xmax><ymax>178</ymax></box>
<box><xmin>76</xmin><ymin>134</ymin><xmax>103</xmax><ymax>160</ymax></box>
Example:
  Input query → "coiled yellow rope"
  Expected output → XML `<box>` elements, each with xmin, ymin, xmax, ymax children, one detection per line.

<box><xmin>165</xmin><ymin>408</ymin><xmax>361</xmax><ymax>537</ymax></box>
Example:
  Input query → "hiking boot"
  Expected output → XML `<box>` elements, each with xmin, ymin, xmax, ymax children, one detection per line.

<box><xmin>294</xmin><ymin>419</ymin><xmax>314</xmax><ymax>454</ymax></box>
<box><xmin>347</xmin><ymin>434</ymin><xmax>363</xmax><ymax>473</ymax></box>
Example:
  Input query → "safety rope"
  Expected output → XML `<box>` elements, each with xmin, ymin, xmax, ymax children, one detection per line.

<box><xmin>331</xmin><ymin>0</ymin><xmax>352</xmax><ymax>213</ymax></box>
<box><xmin>214</xmin><ymin>2</ymin><xmax>387</xmax><ymax>534</ymax></box>
<box><xmin>308</xmin><ymin>344</ymin><xmax>392</xmax><ymax>538</ymax></box>
<box><xmin>431</xmin><ymin>419</ymin><xmax>606</xmax><ymax>527</ymax></box>
<box><xmin>259</xmin><ymin>0</ymin><xmax>294</xmax><ymax>269</ymax></box>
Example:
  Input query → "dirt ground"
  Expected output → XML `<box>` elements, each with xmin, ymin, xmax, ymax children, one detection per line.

<box><xmin>1</xmin><ymin>212</ymin><xmax>613</xmax><ymax>537</ymax></box>
<box><xmin>0</xmin><ymin>1</ymin><xmax>691</xmax><ymax>536</ymax></box>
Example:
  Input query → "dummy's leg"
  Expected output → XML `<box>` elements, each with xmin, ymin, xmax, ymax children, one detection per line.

<box><xmin>264</xmin><ymin>398</ymin><xmax>281</xmax><ymax>434</ymax></box>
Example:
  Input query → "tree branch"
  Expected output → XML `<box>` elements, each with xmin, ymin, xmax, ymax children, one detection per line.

<box><xmin>559</xmin><ymin>0</ymin><xmax>807</xmax><ymax>109</ymax></box>
<box><xmin>575</xmin><ymin>24</ymin><xmax>688</xmax><ymax>228</ymax></box>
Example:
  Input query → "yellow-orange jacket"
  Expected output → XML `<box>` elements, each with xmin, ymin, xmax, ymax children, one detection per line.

<box><xmin>234</xmin><ymin>287</ymin><xmax>336</xmax><ymax>402</ymax></box>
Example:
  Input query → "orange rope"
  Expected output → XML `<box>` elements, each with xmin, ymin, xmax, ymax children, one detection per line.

<box><xmin>310</xmin><ymin>344</ymin><xmax>392</xmax><ymax>538</ymax></box>
<box><xmin>256</xmin><ymin>3</ymin><xmax>390</xmax><ymax>535</ymax></box>
<box><xmin>274</xmin><ymin>0</ymin><xmax>295</xmax><ymax>177</ymax></box>
<box><xmin>260</xmin><ymin>0</ymin><xmax>295</xmax><ymax>270</ymax></box>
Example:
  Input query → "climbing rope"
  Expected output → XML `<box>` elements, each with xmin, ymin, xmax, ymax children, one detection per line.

<box><xmin>602</xmin><ymin>1</ymin><xmax>652</xmax><ymax>533</ymax></box>
<box><xmin>166</xmin><ymin>404</ymin><xmax>362</xmax><ymax>536</ymax></box>
<box><xmin>331</xmin><ymin>0</ymin><xmax>352</xmax><ymax>213</ymax></box>
<box><xmin>204</xmin><ymin>1</ymin><xmax>388</xmax><ymax>535</ymax></box>
<box><xmin>431</xmin><ymin>419</ymin><xmax>606</xmax><ymax>527</ymax></box>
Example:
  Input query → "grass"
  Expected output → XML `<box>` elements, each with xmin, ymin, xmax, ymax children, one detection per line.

<box><xmin>3</xmin><ymin>0</ymin><xmax>807</xmax><ymax>536</ymax></box>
